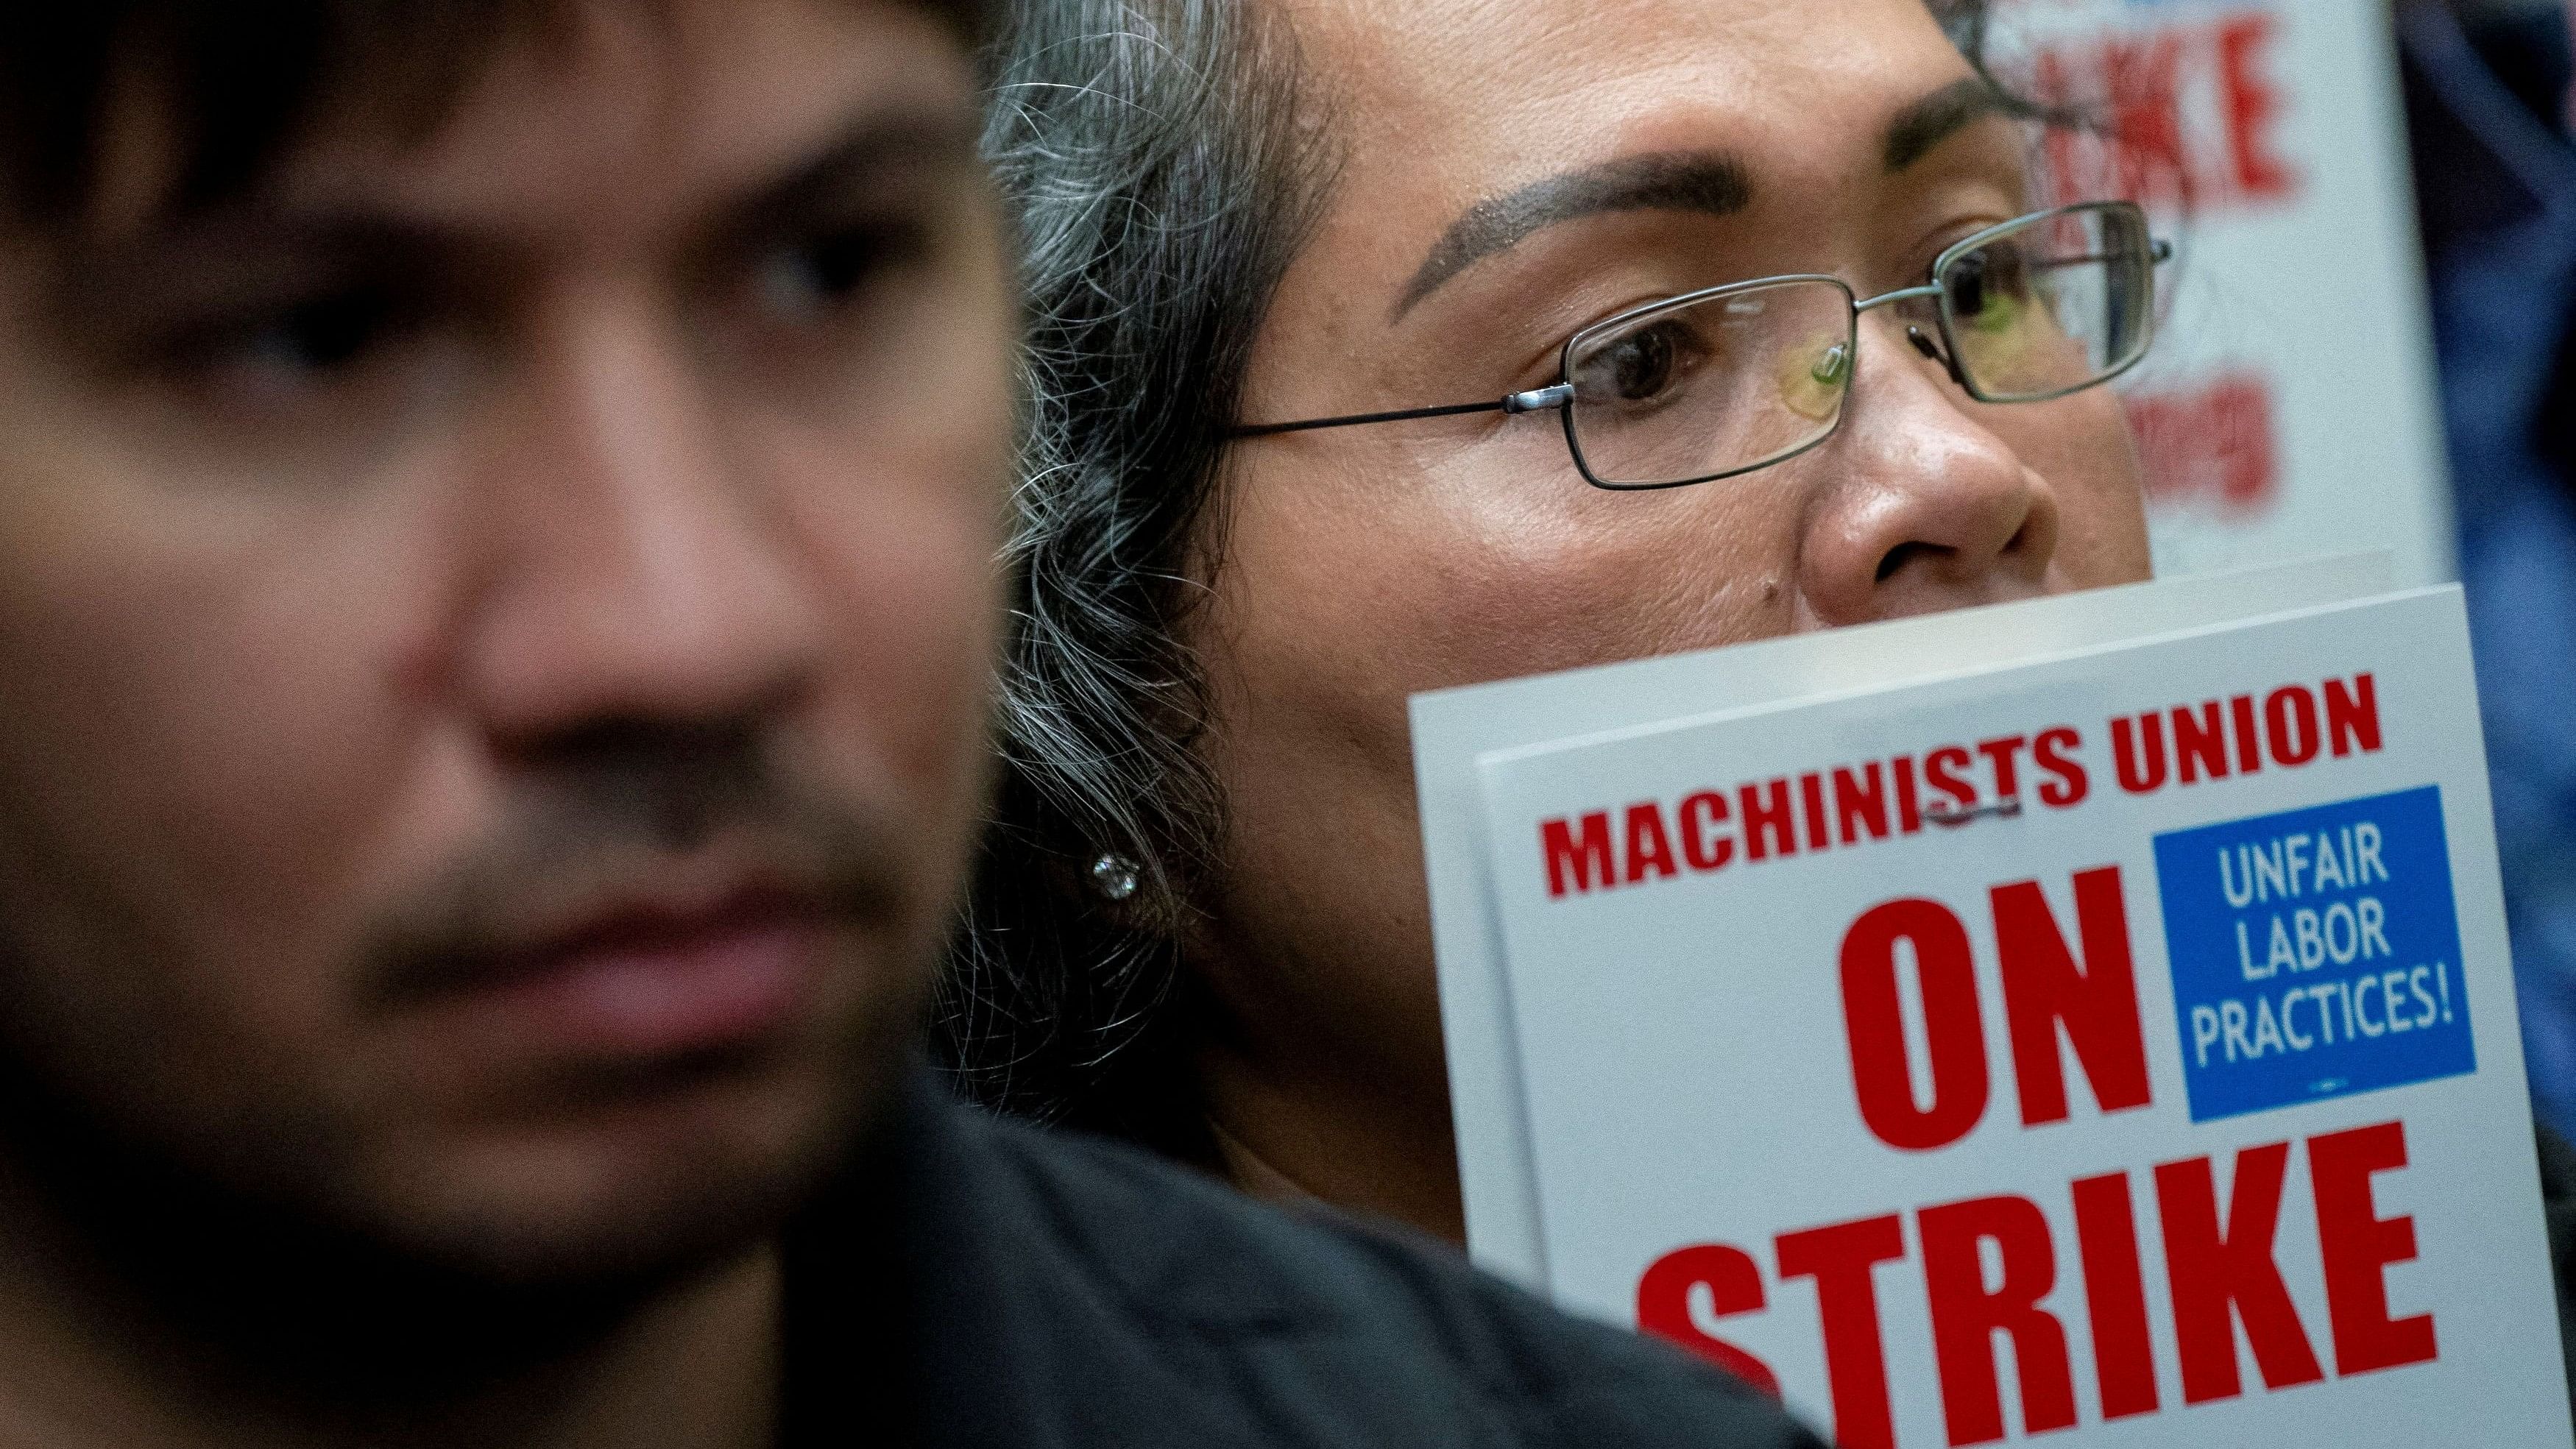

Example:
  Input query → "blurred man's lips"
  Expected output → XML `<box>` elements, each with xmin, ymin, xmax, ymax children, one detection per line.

<box><xmin>424</xmin><ymin>888</ymin><xmax>828</xmax><ymax>1059</ymax></box>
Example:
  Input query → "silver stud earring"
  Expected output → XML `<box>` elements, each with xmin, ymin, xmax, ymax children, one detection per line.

<box><xmin>1089</xmin><ymin>854</ymin><xmax>1141</xmax><ymax>903</ymax></box>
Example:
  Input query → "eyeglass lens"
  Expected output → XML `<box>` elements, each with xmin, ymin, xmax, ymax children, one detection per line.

<box><xmin>1941</xmin><ymin>203</ymin><xmax>2154</xmax><ymax>403</ymax></box>
<box><xmin>1565</xmin><ymin>278</ymin><xmax>1858</xmax><ymax>489</ymax></box>
<box><xmin>1560</xmin><ymin>203</ymin><xmax>2155</xmax><ymax>489</ymax></box>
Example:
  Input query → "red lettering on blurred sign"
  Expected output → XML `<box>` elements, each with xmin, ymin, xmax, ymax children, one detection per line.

<box><xmin>2021</xmin><ymin>10</ymin><xmax>2301</xmax><ymax>214</ymax></box>
<box><xmin>2126</xmin><ymin>370</ymin><xmax>2280</xmax><ymax>516</ymax></box>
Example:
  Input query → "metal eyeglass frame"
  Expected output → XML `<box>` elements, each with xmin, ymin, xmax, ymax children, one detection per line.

<box><xmin>1229</xmin><ymin>200</ymin><xmax>2175</xmax><ymax>492</ymax></box>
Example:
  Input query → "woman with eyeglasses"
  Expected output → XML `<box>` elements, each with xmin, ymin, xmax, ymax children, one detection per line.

<box><xmin>944</xmin><ymin>0</ymin><xmax>2167</xmax><ymax>1243</ymax></box>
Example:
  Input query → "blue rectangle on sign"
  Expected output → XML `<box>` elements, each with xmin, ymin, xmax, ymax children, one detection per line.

<box><xmin>2153</xmin><ymin>787</ymin><xmax>2474</xmax><ymax>1122</ymax></box>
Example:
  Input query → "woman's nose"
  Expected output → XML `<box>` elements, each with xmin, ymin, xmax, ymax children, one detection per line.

<box><xmin>1794</xmin><ymin>313</ymin><xmax>2062</xmax><ymax>626</ymax></box>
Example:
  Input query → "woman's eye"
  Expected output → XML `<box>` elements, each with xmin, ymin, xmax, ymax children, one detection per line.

<box><xmin>1947</xmin><ymin>244</ymin><xmax>2039</xmax><ymax>330</ymax></box>
<box><xmin>1578</xmin><ymin>320</ymin><xmax>1703</xmax><ymax>405</ymax></box>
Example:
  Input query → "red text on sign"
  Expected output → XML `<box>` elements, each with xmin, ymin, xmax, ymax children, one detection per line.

<box><xmin>1841</xmin><ymin>867</ymin><xmax>2154</xmax><ymax>1152</ymax></box>
<box><xmin>1638</xmin><ymin>1123</ymin><xmax>2438</xmax><ymax>1448</ymax></box>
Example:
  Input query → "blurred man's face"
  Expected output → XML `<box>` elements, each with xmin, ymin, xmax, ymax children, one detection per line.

<box><xmin>0</xmin><ymin>0</ymin><xmax>1013</xmax><ymax>1283</ymax></box>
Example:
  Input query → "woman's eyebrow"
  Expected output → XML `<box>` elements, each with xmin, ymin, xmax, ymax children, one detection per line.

<box><xmin>1883</xmin><ymin>75</ymin><xmax>2016</xmax><ymax>173</ymax></box>
<box><xmin>1389</xmin><ymin>74</ymin><xmax>2011</xmax><ymax>325</ymax></box>
<box><xmin>1393</xmin><ymin>150</ymin><xmax>1752</xmax><ymax>321</ymax></box>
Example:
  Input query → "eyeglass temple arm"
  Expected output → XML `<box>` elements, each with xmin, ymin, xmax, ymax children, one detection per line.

<box><xmin>1861</xmin><ymin>234</ymin><xmax>2179</xmax><ymax>313</ymax></box>
<box><xmin>2025</xmin><ymin>238</ymin><xmax>2178</xmax><ymax>274</ymax></box>
<box><xmin>1230</xmin><ymin>383</ymin><xmax>1576</xmax><ymax>439</ymax></box>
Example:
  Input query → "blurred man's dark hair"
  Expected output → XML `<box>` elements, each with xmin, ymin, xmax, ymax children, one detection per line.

<box><xmin>0</xmin><ymin>0</ymin><xmax>988</xmax><ymax>223</ymax></box>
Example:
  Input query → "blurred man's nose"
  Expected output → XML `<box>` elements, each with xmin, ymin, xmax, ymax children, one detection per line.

<box><xmin>1795</xmin><ymin>312</ymin><xmax>2061</xmax><ymax>626</ymax></box>
<box><xmin>458</xmin><ymin>286</ymin><xmax>826</xmax><ymax>750</ymax></box>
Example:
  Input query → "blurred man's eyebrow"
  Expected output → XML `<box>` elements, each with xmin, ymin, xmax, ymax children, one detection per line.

<box><xmin>69</xmin><ymin>105</ymin><xmax>981</xmax><ymax>268</ymax></box>
<box><xmin>1883</xmin><ymin>76</ymin><xmax>2017</xmax><ymax>173</ymax></box>
<box><xmin>40</xmin><ymin>108</ymin><xmax>985</xmax><ymax>335</ymax></box>
<box><xmin>1394</xmin><ymin>151</ymin><xmax>1752</xmax><ymax>320</ymax></box>
<box><xmin>729</xmin><ymin>109</ymin><xmax>983</xmax><ymax>227</ymax></box>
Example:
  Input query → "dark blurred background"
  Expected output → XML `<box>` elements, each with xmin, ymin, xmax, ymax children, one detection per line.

<box><xmin>2397</xmin><ymin>0</ymin><xmax>2576</xmax><ymax>1136</ymax></box>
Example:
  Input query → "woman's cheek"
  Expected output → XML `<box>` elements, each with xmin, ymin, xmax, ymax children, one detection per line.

<box><xmin>1999</xmin><ymin>392</ymin><xmax>2152</xmax><ymax>587</ymax></box>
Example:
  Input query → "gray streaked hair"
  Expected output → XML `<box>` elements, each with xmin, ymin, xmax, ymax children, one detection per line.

<box><xmin>936</xmin><ymin>0</ymin><xmax>1337</xmax><ymax>1149</ymax></box>
<box><xmin>940</xmin><ymin>0</ymin><xmax>2012</xmax><ymax>1144</ymax></box>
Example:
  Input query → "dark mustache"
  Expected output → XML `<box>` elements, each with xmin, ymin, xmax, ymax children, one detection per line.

<box><xmin>356</xmin><ymin>722</ymin><xmax>907</xmax><ymax>1010</ymax></box>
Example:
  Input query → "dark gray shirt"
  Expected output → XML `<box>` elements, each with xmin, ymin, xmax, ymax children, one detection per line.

<box><xmin>779</xmin><ymin>1072</ymin><xmax>1824</xmax><ymax>1448</ymax></box>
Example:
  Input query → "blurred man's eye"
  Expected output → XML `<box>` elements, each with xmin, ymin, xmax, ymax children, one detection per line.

<box><xmin>80</xmin><ymin>266</ymin><xmax>479</xmax><ymax>480</ymax></box>
<box><xmin>185</xmin><ymin>287</ymin><xmax>405</xmax><ymax>394</ymax></box>
<box><xmin>749</xmin><ymin>219</ymin><xmax>931</xmax><ymax>326</ymax></box>
<box><xmin>136</xmin><ymin>280</ymin><xmax>432</xmax><ymax>419</ymax></box>
<box><xmin>699</xmin><ymin>199</ymin><xmax>976</xmax><ymax>418</ymax></box>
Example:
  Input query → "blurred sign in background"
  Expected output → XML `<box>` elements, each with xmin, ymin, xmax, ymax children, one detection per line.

<box><xmin>1986</xmin><ymin>0</ymin><xmax>2576</xmax><ymax>1134</ymax></box>
<box><xmin>1986</xmin><ymin>0</ymin><xmax>2458</xmax><ymax>587</ymax></box>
